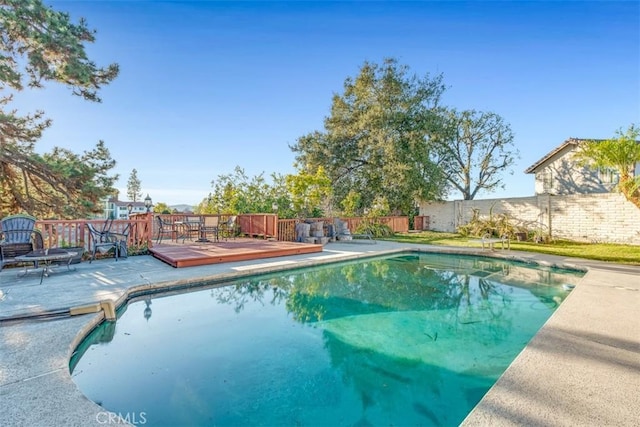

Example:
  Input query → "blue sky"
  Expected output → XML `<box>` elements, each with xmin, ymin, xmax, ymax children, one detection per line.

<box><xmin>14</xmin><ymin>1</ymin><xmax>640</xmax><ymax>206</ymax></box>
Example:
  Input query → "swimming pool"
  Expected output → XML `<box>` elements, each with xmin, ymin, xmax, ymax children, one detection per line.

<box><xmin>70</xmin><ymin>252</ymin><xmax>584</xmax><ymax>426</ymax></box>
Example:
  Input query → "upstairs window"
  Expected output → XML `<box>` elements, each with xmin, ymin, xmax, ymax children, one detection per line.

<box><xmin>597</xmin><ymin>167</ymin><xmax>619</xmax><ymax>185</ymax></box>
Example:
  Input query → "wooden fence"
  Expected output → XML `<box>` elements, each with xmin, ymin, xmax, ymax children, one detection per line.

<box><xmin>414</xmin><ymin>215</ymin><xmax>430</xmax><ymax>231</ymax></box>
<box><xmin>276</xmin><ymin>216</ymin><xmax>410</xmax><ymax>242</ymax></box>
<box><xmin>33</xmin><ymin>214</ymin><xmax>414</xmax><ymax>251</ymax></box>
<box><xmin>237</xmin><ymin>214</ymin><xmax>278</xmax><ymax>239</ymax></box>
<box><xmin>340</xmin><ymin>216</ymin><xmax>409</xmax><ymax>235</ymax></box>
<box><xmin>277</xmin><ymin>219</ymin><xmax>298</xmax><ymax>242</ymax></box>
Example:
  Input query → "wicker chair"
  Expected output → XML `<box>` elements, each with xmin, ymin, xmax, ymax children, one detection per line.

<box><xmin>0</xmin><ymin>214</ymin><xmax>44</xmax><ymax>270</ymax></box>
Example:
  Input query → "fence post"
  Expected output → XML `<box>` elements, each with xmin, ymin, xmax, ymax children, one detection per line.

<box><xmin>147</xmin><ymin>212</ymin><xmax>154</xmax><ymax>249</ymax></box>
<box><xmin>273</xmin><ymin>214</ymin><xmax>278</xmax><ymax>240</ymax></box>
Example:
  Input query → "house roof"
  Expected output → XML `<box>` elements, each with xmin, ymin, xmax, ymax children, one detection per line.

<box><xmin>113</xmin><ymin>200</ymin><xmax>146</xmax><ymax>208</ymax></box>
<box><xmin>524</xmin><ymin>137</ymin><xmax>605</xmax><ymax>174</ymax></box>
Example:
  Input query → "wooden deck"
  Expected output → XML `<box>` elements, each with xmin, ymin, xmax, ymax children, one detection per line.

<box><xmin>149</xmin><ymin>238</ymin><xmax>323</xmax><ymax>268</ymax></box>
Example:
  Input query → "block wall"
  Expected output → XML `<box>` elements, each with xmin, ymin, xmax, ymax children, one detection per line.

<box><xmin>419</xmin><ymin>193</ymin><xmax>640</xmax><ymax>245</ymax></box>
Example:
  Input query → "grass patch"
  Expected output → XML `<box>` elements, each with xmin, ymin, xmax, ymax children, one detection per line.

<box><xmin>384</xmin><ymin>231</ymin><xmax>640</xmax><ymax>265</ymax></box>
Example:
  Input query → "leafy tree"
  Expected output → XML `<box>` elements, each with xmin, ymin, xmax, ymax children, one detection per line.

<box><xmin>199</xmin><ymin>166</ymin><xmax>292</xmax><ymax>216</ymax></box>
<box><xmin>576</xmin><ymin>124</ymin><xmax>640</xmax><ymax>207</ymax></box>
<box><xmin>285</xmin><ymin>166</ymin><xmax>332</xmax><ymax>218</ymax></box>
<box><xmin>200</xmin><ymin>166</ymin><xmax>335</xmax><ymax>219</ymax></box>
<box><xmin>290</xmin><ymin>58</ymin><xmax>447</xmax><ymax>216</ymax></box>
<box><xmin>127</xmin><ymin>169</ymin><xmax>142</xmax><ymax>202</ymax></box>
<box><xmin>152</xmin><ymin>202</ymin><xmax>172</xmax><ymax>214</ymax></box>
<box><xmin>340</xmin><ymin>190</ymin><xmax>361</xmax><ymax>217</ymax></box>
<box><xmin>366</xmin><ymin>195</ymin><xmax>391</xmax><ymax>217</ymax></box>
<box><xmin>0</xmin><ymin>0</ymin><xmax>119</xmax><ymax>218</ymax></box>
<box><xmin>431</xmin><ymin>109</ymin><xmax>518</xmax><ymax>200</ymax></box>
<box><xmin>269</xmin><ymin>172</ymin><xmax>296</xmax><ymax>218</ymax></box>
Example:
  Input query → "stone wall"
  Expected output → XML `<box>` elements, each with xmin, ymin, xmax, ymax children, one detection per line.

<box><xmin>419</xmin><ymin>193</ymin><xmax>640</xmax><ymax>245</ymax></box>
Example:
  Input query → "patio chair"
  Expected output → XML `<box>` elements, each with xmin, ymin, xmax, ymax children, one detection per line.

<box><xmin>178</xmin><ymin>216</ymin><xmax>202</xmax><ymax>242</ymax></box>
<box><xmin>0</xmin><ymin>213</ymin><xmax>44</xmax><ymax>270</ymax></box>
<box><xmin>86</xmin><ymin>221</ymin><xmax>129</xmax><ymax>263</ymax></box>
<box><xmin>201</xmin><ymin>215</ymin><xmax>220</xmax><ymax>242</ymax></box>
<box><xmin>156</xmin><ymin>216</ymin><xmax>178</xmax><ymax>244</ymax></box>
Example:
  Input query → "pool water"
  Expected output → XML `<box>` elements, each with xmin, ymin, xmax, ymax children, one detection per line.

<box><xmin>70</xmin><ymin>253</ymin><xmax>584</xmax><ymax>426</ymax></box>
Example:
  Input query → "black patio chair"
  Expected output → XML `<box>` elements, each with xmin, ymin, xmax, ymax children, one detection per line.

<box><xmin>200</xmin><ymin>215</ymin><xmax>220</xmax><ymax>242</ymax></box>
<box><xmin>86</xmin><ymin>221</ymin><xmax>129</xmax><ymax>263</ymax></box>
<box><xmin>179</xmin><ymin>216</ymin><xmax>202</xmax><ymax>242</ymax></box>
<box><xmin>0</xmin><ymin>213</ymin><xmax>44</xmax><ymax>270</ymax></box>
<box><xmin>156</xmin><ymin>216</ymin><xmax>178</xmax><ymax>244</ymax></box>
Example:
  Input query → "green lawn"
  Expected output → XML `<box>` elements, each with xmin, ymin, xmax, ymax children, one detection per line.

<box><xmin>384</xmin><ymin>231</ymin><xmax>640</xmax><ymax>265</ymax></box>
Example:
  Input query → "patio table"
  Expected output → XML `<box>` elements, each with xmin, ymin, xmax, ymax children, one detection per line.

<box><xmin>174</xmin><ymin>220</ymin><xmax>202</xmax><ymax>243</ymax></box>
<box><xmin>15</xmin><ymin>248</ymin><xmax>77</xmax><ymax>284</ymax></box>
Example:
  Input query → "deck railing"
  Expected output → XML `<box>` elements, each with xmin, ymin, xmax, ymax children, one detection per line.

<box><xmin>153</xmin><ymin>213</ymin><xmax>279</xmax><ymax>241</ymax></box>
<box><xmin>36</xmin><ymin>215</ymin><xmax>153</xmax><ymax>251</ymax></box>
<box><xmin>33</xmin><ymin>214</ymin><xmax>413</xmax><ymax>250</ymax></box>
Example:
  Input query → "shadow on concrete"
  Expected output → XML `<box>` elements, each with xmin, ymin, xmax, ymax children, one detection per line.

<box><xmin>463</xmin><ymin>321</ymin><xmax>640</xmax><ymax>426</ymax></box>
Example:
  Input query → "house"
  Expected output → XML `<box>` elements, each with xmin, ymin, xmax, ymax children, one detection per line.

<box><xmin>525</xmin><ymin>137</ymin><xmax>640</xmax><ymax>195</ymax></box>
<box><xmin>102</xmin><ymin>197</ymin><xmax>149</xmax><ymax>219</ymax></box>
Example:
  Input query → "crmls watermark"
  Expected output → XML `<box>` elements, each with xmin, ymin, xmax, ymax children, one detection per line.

<box><xmin>96</xmin><ymin>411</ymin><xmax>147</xmax><ymax>425</ymax></box>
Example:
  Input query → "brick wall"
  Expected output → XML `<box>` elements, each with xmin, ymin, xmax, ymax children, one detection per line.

<box><xmin>420</xmin><ymin>193</ymin><xmax>640</xmax><ymax>245</ymax></box>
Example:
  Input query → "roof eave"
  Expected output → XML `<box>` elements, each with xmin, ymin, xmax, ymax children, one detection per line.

<box><xmin>524</xmin><ymin>138</ymin><xmax>583</xmax><ymax>174</ymax></box>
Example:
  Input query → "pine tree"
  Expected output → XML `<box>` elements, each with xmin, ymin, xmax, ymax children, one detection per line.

<box><xmin>127</xmin><ymin>169</ymin><xmax>142</xmax><ymax>202</ymax></box>
<box><xmin>0</xmin><ymin>0</ymin><xmax>119</xmax><ymax>218</ymax></box>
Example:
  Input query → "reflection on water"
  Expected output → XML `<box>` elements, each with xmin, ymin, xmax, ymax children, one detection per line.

<box><xmin>70</xmin><ymin>253</ymin><xmax>583</xmax><ymax>426</ymax></box>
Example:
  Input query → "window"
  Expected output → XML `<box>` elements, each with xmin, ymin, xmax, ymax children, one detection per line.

<box><xmin>597</xmin><ymin>167</ymin><xmax>619</xmax><ymax>185</ymax></box>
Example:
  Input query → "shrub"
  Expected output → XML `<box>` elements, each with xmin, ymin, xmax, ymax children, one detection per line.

<box><xmin>355</xmin><ymin>220</ymin><xmax>394</xmax><ymax>238</ymax></box>
<box><xmin>127</xmin><ymin>243</ymin><xmax>149</xmax><ymax>256</ymax></box>
<box><xmin>457</xmin><ymin>207</ymin><xmax>529</xmax><ymax>238</ymax></box>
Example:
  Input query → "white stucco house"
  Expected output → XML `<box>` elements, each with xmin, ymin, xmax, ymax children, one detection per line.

<box><xmin>102</xmin><ymin>198</ymin><xmax>148</xmax><ymax>219</ymax></box>
<box><xmin>524</xmin><ymin>137</ymin><xmax>640</xmax><ymax>195</ymax></box>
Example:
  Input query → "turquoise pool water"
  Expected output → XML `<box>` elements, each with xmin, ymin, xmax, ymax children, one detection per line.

<box><xmin>70</xmin><ymin>253</ymin><xmax>584</xmax><ymax>426</ymax></box>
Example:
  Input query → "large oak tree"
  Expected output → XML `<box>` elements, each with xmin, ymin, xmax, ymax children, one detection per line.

<box><xmin>431</xmin><ymin>109</ymin><xmax>518</xmax><ymax>200</ymax></box>
<box><xmin>290</xmin><ymin>58</ymin><xmax>447</xmax><ymax>215</ymax></box>
<box><xmin>0</xmin><ymin>0</ymin><xmax>119</xmax><ymax>218</ymax></box>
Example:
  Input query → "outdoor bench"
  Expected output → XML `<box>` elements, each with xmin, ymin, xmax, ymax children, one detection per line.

<box><xmin>470</xmin><ymin>234</ymin><xmax>510</xmax><ymax>251</ymax></box>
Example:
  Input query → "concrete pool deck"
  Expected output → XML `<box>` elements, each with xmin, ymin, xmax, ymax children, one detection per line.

<box><xmin>1</xmin><ymin>241</ymin><xmax>638</xmax><ymax>426</ymax></box>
